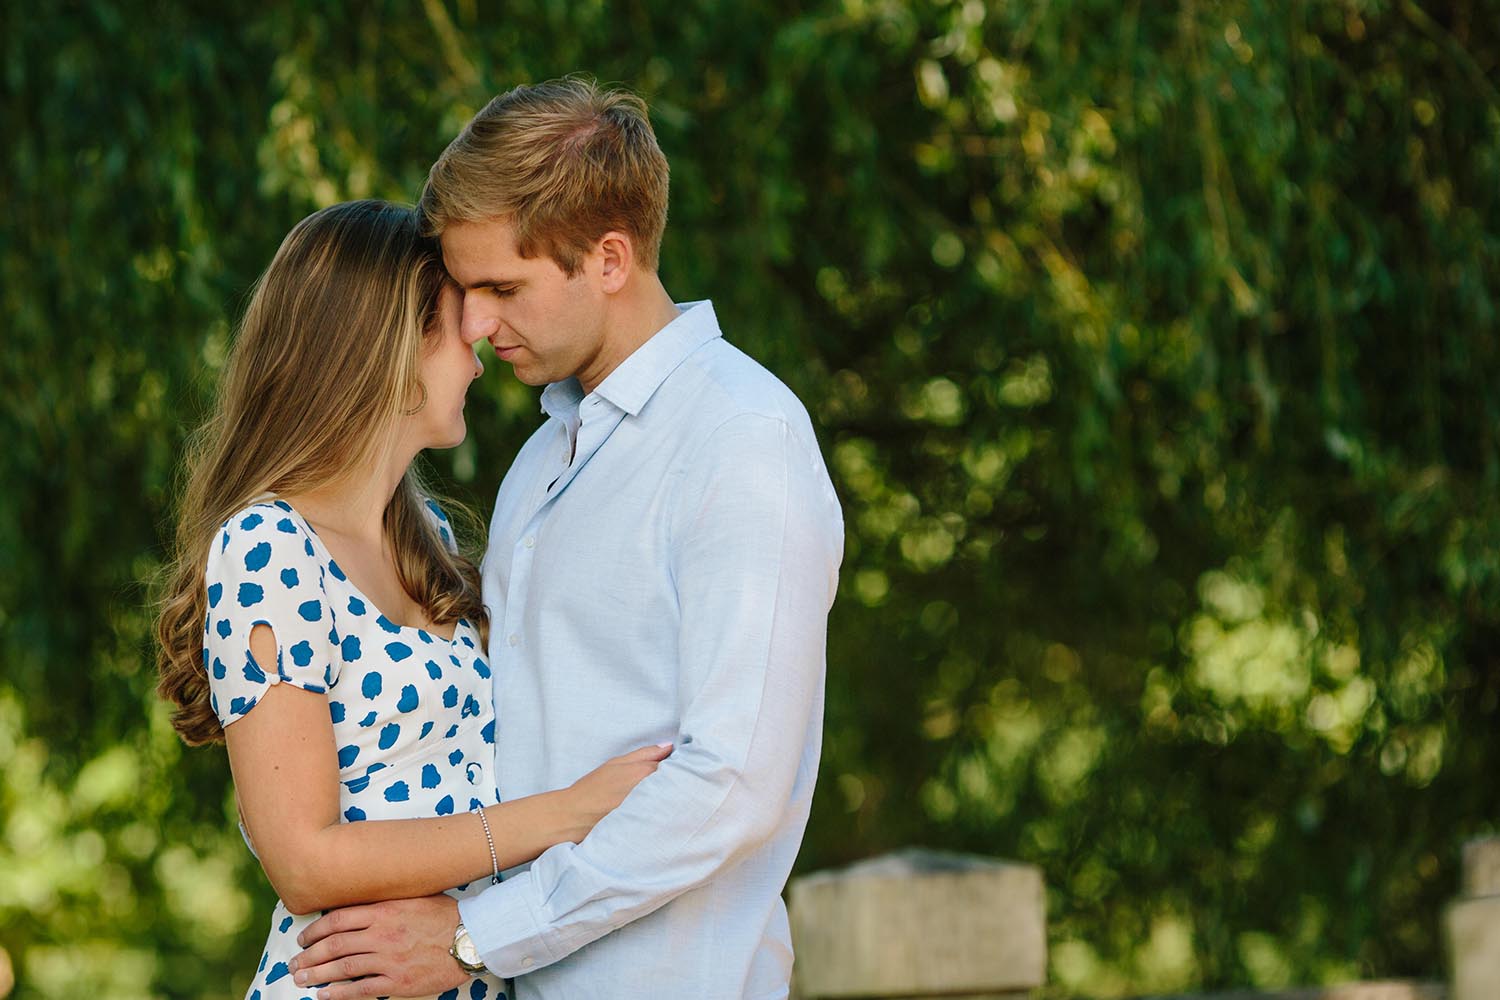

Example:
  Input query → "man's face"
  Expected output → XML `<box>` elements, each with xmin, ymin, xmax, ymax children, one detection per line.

<box><xmin>441</xmin><ymin>217</ymin><xmax>606</xmax><ymax>387</ymax></box>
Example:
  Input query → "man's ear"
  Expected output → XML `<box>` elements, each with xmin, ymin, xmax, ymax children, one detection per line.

<box><xmin>597</xmin><ymin>231</ymin><xmax>633</xmax><ymax>294</ymax></box>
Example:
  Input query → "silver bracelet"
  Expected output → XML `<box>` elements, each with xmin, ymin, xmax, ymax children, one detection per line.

<box><xmin>474</xmin><ymin>806</ymin><xmax>501</xmax><ymax>885</ymax></box>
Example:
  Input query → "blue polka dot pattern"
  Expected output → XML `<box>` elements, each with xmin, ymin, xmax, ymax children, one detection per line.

<box><xmin>244</xmin><ymin>541</ymin><xmax>272</xmax><ymax>572</ymax></box>
<box><xmin>243</xmin><ymin>657</ymin><xmax>267</xmax><ymax>685</ymax></box>
<box><xmin>202</xmin><ymin>500</ymin><xmax>501</xmax><ymax>999</ymax></box>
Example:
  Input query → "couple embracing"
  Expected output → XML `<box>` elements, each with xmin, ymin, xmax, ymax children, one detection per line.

<box><xmin>154</xmin><ymin>78</ymin><xmax>843</xmax><ymax>1000</ymax></box>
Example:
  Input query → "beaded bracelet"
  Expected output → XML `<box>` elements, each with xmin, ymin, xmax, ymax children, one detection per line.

<box><xmin>474</xmin><ymin>806</ymin><xmax>501</xmax><ymax>884</ymax></box>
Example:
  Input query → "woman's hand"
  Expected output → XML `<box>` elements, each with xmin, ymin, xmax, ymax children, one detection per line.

<box><xmin>560</xmin><ymin>743</ymin><xmax>673</xmax><ymax>841</ymax></box>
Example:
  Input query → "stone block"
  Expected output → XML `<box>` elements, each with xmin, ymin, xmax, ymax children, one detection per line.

<box><xmin>1462</xmin><ymin>837</ymin><xmax>1500</xmax><ymax>898</ymax></box>
<box><xmin>789</xmin><ymin>849</ymin><xmax>1045</xmax><ymax>998</ymax></box>
<box><xmin>1448</xmin><ymin>894</ymin><xmax>1500</xmax><ymax>1000</ymax></box>
<box><xmin>1144</xmin><ymin>982</ymin><xmax>1443</xmax><ymax>1000</ymax></box>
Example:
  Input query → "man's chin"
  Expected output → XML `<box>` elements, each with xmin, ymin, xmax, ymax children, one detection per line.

<box><xmin>510</xmin><ymin>365</ymin><xmax>552</xmax><ymax>387</ymax></box>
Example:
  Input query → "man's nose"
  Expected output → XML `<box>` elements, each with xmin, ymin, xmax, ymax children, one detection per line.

<box><xmin>460</xmin><ymin>298</ymin><xmax>500</xmax><ymax>345</ymax></box>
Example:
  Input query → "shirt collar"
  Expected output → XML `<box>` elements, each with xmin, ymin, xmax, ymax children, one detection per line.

<box><xmin>537</xmin><ymin>301</ymin><xmax>721</xmax><ymax>420</ymax></box>
<box><xmin>593</xmin><ymin>300</ymin><xmax>722</xmax><ymax>416</ymax></box>
<box><xmin>539</xmin><ymin>376</ymin><xmax>586</xmax><ymax>422</ymax></box>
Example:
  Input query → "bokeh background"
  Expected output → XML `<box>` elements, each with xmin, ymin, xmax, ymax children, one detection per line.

<box><xmin>3</xmin><ymin>1</ymin><xmax>1499</xmax><ymax>997</ymax></box>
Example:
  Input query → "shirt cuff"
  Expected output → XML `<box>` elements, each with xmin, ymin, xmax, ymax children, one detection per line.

<box><xmin>456</xmin><ymin>870</ymin><xmax>560</xmax><ymax>978</ymax></box>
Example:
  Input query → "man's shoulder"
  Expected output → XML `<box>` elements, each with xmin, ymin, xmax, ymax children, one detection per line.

<box><xmin>673</xmin><ymin>336</ymin><xmax>815</xmax><ymax>434</ymax></box>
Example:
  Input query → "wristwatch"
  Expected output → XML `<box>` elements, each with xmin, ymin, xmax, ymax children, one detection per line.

<box><xmin>450</xmin><ymin>922</ymin><xmax>488</xmax><ymax>975</ymax></box>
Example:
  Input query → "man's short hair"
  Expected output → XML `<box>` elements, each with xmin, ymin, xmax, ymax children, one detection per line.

<box><xmin>419</xmin><ymin>76</ymin><xmax>670</xmax><ymax>275</ymax></box>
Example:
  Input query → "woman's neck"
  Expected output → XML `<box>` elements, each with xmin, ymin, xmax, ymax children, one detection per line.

<box><xmin>284</xmin><ymin>439</ymin><xmax>414</xmax><ymax>543</ymax></box>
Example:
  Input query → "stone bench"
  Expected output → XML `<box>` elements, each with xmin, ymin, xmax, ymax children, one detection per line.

<box><xmin>1447</xmin><ymin>836</ymin><xmax>1500</xmax><ymax>1000</ymax></box>
<box><xmin>788</xmin><ymin>849</ymin><xmax>1046</xmax><ymax>999</ymax></box>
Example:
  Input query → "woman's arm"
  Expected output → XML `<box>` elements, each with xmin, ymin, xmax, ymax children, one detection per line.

<box><xmin>226</xmin><ymin>624</ymin><xmax>668</xmax><ymax>916</ymax></box>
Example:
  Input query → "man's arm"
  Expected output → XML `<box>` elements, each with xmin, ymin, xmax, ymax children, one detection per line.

<box><xmin>457</xmin><ymin>412</ymin><xmax>843</xmax><ymax>973</ymax></box>
<box><xmin>294</xmin><ymin>411</ymin><xmax>842</xmax><ymax>996</ymax></box>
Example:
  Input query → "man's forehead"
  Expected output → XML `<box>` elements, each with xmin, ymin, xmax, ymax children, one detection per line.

<box><xmin>440</xmin><ymin>219</ymin><xmax>524</xmax><ymax>283</ymax></box>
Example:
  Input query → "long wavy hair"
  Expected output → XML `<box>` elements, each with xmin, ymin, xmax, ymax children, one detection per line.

<box><xmin>154</xmin><ymin>200</ymin><xmax>487</xmax><ymax>746</ymax></box>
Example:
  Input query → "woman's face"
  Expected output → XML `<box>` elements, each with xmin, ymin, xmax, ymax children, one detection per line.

<box><xmin>412</xmin><ymin>280</ymin><xmax>482</xmax><ymax>450</ymax></box>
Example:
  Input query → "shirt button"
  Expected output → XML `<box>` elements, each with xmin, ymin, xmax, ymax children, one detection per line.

<box><xmin>507</xmin><ymin>634</ymin><xmax>519</xmax><ymax>647</ymax></box>
<box><xmin>520</xmin><ymin>957</ymin><xmax>534</xmax><ymax>969</ymax></box>
<box><xmin>523</xmin><ymin>536</ymin><xmax>535</xmax><ymax>549</ymax></box>
<box><xmin>466</xmin><ymin>762</ymin><xmax>482</xmax><ymax>785</ymax></box>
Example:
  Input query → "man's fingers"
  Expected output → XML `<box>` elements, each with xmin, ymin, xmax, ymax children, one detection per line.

<box><xmin>315</xmin><ymin>974</ymin><xmax>398</xmax><ymax>1000</ymax></box>
<box><xmin>290</xmin><ymin>933</ymin><xmax>376</xmax><ymax>988</ymax></box>
<box><xmin>293</xmin><ymin>928</ymin><xmax>375</xmax><ymax>973</ymax></box>
<box><xmin>298</xmin><ymin>905</ymin><xmax>377</xmax><ymax>947</ymax></box>
<box><xmin>295</xmin><ymin>953</ymin><xmax>375</xmax><ymax>990</ymax></box>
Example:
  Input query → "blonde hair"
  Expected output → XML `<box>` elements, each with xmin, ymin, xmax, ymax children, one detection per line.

<box><xmin>154</xmin><ymin>200</ymin><xmax>487</xmax><ymax>746</ymax></box>
<box><xmin>419</xmin><ymin>76</ymin><xmax>670</xmax><ymax>274</ymax></box>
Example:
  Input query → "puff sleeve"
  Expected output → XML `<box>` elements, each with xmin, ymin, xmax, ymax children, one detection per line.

<box><xmin>202</xmin><ymin>503</ymin><xmax>340</xmax><ymax>727</ymax></box>
<box><xmin>421</xmin><ymin>496</ymin><xmax>458</xmax><ymax>555</ymax></box>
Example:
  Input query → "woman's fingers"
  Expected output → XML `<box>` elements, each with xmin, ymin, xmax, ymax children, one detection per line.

<box><xmin>619</xmin><ymin>742</ymin><xmax>674</xmax><ymax>763</ymax></box>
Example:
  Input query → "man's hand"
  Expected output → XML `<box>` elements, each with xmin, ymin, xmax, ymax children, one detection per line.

<box><xmin>290</xmin><ymin>894</ymin><xmax>470</xmax><ymax>999</ymax></box>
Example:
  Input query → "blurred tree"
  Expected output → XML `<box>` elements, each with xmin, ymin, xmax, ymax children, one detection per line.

<box><xmin>2</xmin><ymin>1</ymin><xmax>1497</xmax><ymax>996</ymax></box>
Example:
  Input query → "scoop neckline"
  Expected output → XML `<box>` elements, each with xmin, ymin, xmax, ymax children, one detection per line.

<box><xmin>248</xmin><ymin>498</ymin><xmax>466</xmax><ymax>646</ymax></box>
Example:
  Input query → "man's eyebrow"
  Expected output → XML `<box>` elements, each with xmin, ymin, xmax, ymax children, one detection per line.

<box><xmin>460</xmin><ymin>277</ymin><xmax>518</xmax><ymax>290</ymax></box>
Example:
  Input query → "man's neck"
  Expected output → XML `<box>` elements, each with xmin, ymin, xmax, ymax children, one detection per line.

<box><xmin>576</xmin><ymin>276</ymin><xmax>683</xmax><ymax>394</ymax></box>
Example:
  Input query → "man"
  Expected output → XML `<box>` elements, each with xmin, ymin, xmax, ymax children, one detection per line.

<box><xmin>290</xmin><ymin>77</ymin><xmax>843</xmax><ymax>1000</ymax></box>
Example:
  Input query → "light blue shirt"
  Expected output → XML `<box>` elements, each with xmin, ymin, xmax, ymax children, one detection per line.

<box><xmin>458</xmin><ymin>301</ymin><xmax>844</xmax><ymax>1000</ymax></box>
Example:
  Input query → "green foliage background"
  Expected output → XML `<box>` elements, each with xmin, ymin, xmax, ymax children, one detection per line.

<box><xmin>3</xmin><ymin>1</ymin><xmax>1498</xmax><ymax>996</ymax></box>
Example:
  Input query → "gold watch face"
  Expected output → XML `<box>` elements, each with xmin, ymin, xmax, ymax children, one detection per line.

<box><xmin>453</xmin><ymin>925</ymin><xmax>483</xmax><ymax>968</ymax></box>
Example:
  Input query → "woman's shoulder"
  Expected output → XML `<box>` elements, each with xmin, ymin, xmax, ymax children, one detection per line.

<box><xmin>420</xmin><ymin>496</ymin><xmax>458</xmax><ymax>555</ymax></box>
<box><xmin>207</xmin><ymin>500</ymin><xmax>321</xmax><ymax>578</ymax></box>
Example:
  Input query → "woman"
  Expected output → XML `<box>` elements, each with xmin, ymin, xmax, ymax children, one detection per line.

<box><xmin>154</xmin><ymin>200</ymin><xmax>667</xmax><ymax>999</ymax></box>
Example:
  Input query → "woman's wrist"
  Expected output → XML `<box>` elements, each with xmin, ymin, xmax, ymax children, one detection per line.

<box><xmin>496</xmin><ymin>789</ymin><xmax>587</xmax><ymax>863</ymax></box>
<box><xmin>542</xmin><ymin>786</ymin><xmax>592</xmax><ymax>844</ymax></box>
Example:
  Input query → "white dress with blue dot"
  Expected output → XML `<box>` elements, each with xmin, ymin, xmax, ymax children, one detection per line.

<box><xmin>203</xmin><ymin>499</ymin><xmax>507</xmax><ymax>1000</ymax></box>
